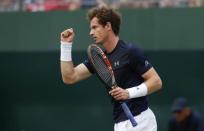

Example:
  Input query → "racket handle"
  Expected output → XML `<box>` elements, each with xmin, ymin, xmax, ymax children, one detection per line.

<box><xmin>121</xmin><ymin>102</ymin><xmax>137</xmax><ymax>127</ymax></box>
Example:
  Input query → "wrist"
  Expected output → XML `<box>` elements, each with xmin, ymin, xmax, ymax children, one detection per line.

<box><xmin>61</xmin><ymin>41</ymin><xmax>72</xmax><ymax>45</ymax></box>
<box><xmin>126</xmin><ymin>83</ymin><xmax>148</xmax><ymax>99</ymax></box>
<box><xmin>60</xmin><ymin>41</ymin><xmax>72</xmax><ymax>61</ymax></box>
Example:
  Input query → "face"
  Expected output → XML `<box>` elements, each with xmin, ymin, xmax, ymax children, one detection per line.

<box><xmin>89</xmin><ymin>17</ymin><xmax>109</xmax><ymax>44</ymax></box>
<box><xmin>174</xmin><ymin>108</ymin><xmax>190</xmax><ymax>122</ymax></box>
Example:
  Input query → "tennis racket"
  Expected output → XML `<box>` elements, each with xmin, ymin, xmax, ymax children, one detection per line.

<box><xmin>87</xmin><ymin>44</ymin><xmax>137</xmax><ymax>127</ymax></box>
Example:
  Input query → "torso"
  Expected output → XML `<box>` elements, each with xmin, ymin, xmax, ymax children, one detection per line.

<box><xmin>84</xmin><ymin>40</ymin><xmax>153</xmax><ymax>123</ymax></box>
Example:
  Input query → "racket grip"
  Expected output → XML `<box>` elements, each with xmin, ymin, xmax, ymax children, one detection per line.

<box><xmin>121</xmin><ymin>102</ymin><xmax>137</xmax><ymax>127</ymax></box>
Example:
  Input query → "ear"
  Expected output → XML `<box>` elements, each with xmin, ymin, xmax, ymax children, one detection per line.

<box><xmin>105</xmin><ymin>22</ymin><xmax>112</xmax><ymax>31</ymax></box>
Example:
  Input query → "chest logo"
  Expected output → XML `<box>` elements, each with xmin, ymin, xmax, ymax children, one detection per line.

<box><xmin>145</xmin><ymin>60</ymin><xmax>150</xmax><ymax>67</ymax></box>
<box><xmin>114</xmin><ymin>61</ymin><xmax>120</xmax><ymax>67</ymax></box>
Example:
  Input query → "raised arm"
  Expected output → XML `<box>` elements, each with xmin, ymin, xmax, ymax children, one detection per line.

<box><xmin>60</xmin><ymin>28</ymin><xmax>91</xmax><ymax>85</ymax></box>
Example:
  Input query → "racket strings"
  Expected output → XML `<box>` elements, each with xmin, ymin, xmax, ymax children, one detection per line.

<box><xmin>91</xmin><ymin>49</ymin><xmax>112</xmax><ymax>87</ymax></box>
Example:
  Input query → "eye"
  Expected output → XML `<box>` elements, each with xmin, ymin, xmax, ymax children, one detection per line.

<box><xmin>92</xmin><ymin>26</ymin><xmax>97</xmax><ymax>29</ymax></box>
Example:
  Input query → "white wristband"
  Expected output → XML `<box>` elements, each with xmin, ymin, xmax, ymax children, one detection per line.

<box><xmin>126</xmin><ymin>83</ymin><xmax>148</xmax><ymax>99</ymax></box>
<box><xmin>60</xmin><ymin>41</ymin><xmax>72</xmax><ymax>61</ymax></box>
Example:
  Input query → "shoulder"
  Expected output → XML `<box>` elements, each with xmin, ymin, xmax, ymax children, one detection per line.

<box><xmin>119</xmin><ymin>40</ymin><xmax>143</xmax><ymax>54</ymax></box>
<box><xmin>123</xmin><ymin>41</ymin><xmax>146</xmax><ymax>60</ymax></box>
<box><xmin>119</xmin><ymin>40</ymin><xmax>140</xmax><ymax>48</ymax></box>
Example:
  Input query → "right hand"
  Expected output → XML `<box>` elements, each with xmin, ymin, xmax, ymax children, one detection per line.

<box><xmin>61</xmin><ymin>28</ymin><xmax>75</xmax><ymax>43</ymax></box>
<box><xmin>109</xmin><ymin>87</ymin><xmax>129</xmax><ymax>101</ymax></box>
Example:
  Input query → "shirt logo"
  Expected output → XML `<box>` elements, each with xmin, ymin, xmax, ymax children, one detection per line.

<box><xmin>145</xmin><ymin>60</ymin><xmax>150</xmax><ymax>67</ymax></box>
<box><xmin>114</xmin><ymin>61</ymin><xmax>120</xmax><ymax>67</ymax></box>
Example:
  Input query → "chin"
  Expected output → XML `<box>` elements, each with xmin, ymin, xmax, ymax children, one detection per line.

<box><xmin>95</xmin><ymin>41</ymin><xmax>103</xmax><ymax>45</ymax></box>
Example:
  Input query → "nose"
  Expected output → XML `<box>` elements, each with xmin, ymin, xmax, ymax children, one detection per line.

<box><xmin>89</xmin><ymin>29</ymin><xmax>93</xmax><ymax>36</ymax></box>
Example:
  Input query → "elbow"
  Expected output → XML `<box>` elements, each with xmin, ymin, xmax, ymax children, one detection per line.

<box><xmin>156</xmin><ymin>76</ymin><xmax>162</xmax><ymax>90</ymax></box>
<box><xmin>62</xmin><ymin>76</ymin><xmax>76</xmax><ymax>85</ymax></box>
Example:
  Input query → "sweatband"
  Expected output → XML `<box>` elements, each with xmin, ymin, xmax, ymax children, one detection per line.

<box><xmin>60</xmin><ymin>41</ymin><xmax>72</xmax><ymax>61</ymax></box>
<box><xmin>126</xmin><ymin>83</ymin><xmax>148</xmax><ymax>99</ymax></box>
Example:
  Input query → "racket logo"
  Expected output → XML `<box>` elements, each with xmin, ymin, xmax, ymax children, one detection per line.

<box><xmin>102</xmin><ymin>55</ymin><xmax>113</xmax><ymax>71</ymax></box>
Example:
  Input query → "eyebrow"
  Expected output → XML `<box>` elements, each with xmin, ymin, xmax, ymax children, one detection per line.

<box><xmin>90</xmin><ymin>25</ymin><xmax>97</xmax><ymax>29</ymax></box>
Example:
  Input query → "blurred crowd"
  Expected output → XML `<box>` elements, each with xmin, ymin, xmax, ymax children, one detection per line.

<box><xmin>0</xmin><ymin>0</ymin><xmax>203</xmax><ymax>12</ymax></box>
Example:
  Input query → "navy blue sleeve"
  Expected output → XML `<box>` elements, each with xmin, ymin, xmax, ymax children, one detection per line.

<box><xmin>128</xmin><ymin>44</ymin><xmax>152</xmax><ymax>75</ymax></box>
<box><xmin>83</xmin><ymin>59</ymin><xmax>95</xmax><ymax>74</ymax></box>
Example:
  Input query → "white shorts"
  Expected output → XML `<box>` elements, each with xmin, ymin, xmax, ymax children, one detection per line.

<box><xmin>114</xmin><ymin>108</ymin><xmax>157</xmax><ymax>131</ymax></box>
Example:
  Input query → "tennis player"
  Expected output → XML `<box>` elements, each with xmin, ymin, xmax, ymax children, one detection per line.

<box><xmin>60</xmin><ymin>6</ymin><xmax>162</xmax><ymax>131</ymax></box>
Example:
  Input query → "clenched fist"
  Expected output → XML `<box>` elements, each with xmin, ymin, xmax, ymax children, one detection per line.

<box><xmin>61</xmin><ymin>28</ymin><xmax>75</xmax><ymax>43</ymax></box>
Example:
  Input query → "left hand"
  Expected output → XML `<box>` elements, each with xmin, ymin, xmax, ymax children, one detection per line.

<box><xmin>109</xmin><ymin>87</ymin><xmax>129</xmax><ymax>101</ymax></box>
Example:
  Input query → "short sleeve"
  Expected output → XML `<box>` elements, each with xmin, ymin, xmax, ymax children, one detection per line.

<box><xmin>128</xmin><ymin>44</ymin><xmax>152</xmax><ymax>75</ymax></box>
<box><xmin>83</xmin><ymin>59</ymin><xmax>95</xmax><ymax>74</ymax></box>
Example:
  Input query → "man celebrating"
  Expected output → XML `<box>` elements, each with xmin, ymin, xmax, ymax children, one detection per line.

<box><xmin>60</xmin><ymin>6</ymin><xmax>162</xmax><ymax>131</ymax></box>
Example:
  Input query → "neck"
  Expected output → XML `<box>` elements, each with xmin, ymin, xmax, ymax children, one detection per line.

<box><xmin>103</xmin><ymin>34</ymin><xmax>119</xmax><ymax>53</ymax></box>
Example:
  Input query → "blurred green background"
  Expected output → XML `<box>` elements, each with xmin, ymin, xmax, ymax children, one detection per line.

<box><xmin>0</xmin><ymin>8</ymin><xmax>204</xmax><ymax>131</ymax></box>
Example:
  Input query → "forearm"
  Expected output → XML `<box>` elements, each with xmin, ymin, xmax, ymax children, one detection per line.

<box><xmin>60</xmin><ymin>39</ymin><xmax>76</xmax><ymax>84</ymax></box>
<box><xmin>144</xmin><ymin>75</ymin><xmax>162</xmax><ymax>95</ymax></box>
<box><xmin>127</xmin><ymin>68</ymin><xmax>162</xmax><ymax>99</ymax></box>
<box><xmin>143</xmin><ymin>68</ymin><xmax>162</xmax><ymax>95</ymax></box>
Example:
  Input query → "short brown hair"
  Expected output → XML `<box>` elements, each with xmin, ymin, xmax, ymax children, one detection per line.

<box><xmin>87</xmin><ymin>6</ymin><xmax>121</xmax><ymax>35</ymax></box>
